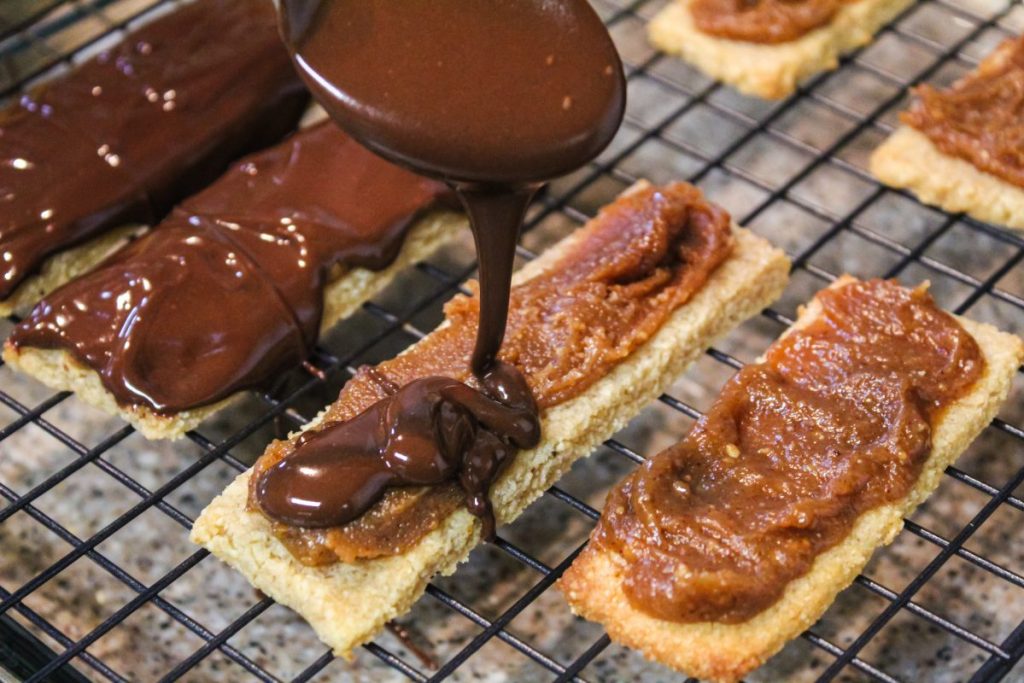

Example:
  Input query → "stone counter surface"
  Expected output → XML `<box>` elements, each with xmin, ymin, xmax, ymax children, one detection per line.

<box><xmin>2</xmin><ymin>0</ymin><xmax>1024</xmax><ymax>681</ymax></box>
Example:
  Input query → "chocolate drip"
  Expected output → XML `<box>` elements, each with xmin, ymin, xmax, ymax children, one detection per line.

<box><xmin>261</xmin><ymin>0</ymin><xmax>624</xmax><ymax>535</ymax></box>
<box><xmin>280</xmin><ymin>0</ymin><xmax>625</xmax><ymax>370</ymax></box>
<box><xmin>255</xmin><ymin>362</ymin><xmax>540</xmax><ymax>537</ymax></box>
<box><xmin>10</xmin><ymin>124</ymin><xmax>454</xmax><ymax>414</ymax></box>
<box><xmin>0</xmin><ymin>0</ymin><xmax>308</xmax><ymax>301</ymax></box>
<box><xmin>457</xmin><ymin>185</ymin><xmax>537</xmax><ymax>372</ymax></box>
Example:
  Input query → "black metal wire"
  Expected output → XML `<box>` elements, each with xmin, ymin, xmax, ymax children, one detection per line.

<box><xmin>1</xmin><ymin>0</ymin><xmax>1023</xmax><ymax>681</ymax></box>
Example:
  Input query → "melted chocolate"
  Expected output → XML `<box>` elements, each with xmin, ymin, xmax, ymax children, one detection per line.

<box><xmin>0</xmin><ymin>0</ymin><xmax>309</xmax><ymax>302</ymax></box>
<box><xmin>255</xmin><ymin>0</ymin><xmax>625</xmax><ymax>539</ymax></box>
<box><xmin>281</xmin><ymin>0</ymin><xmax>625</xmax><ymax>185</ymax></box>
<box><xmin>255</xmin><ymin>362</ymin><xmax>540</xmax><ymax>538</ymax></box>
<box><xmin>10</xmin><ymin>123</ymin><xmax>454</xmax><ymax>413</ymax></box>
<box><xmin>251</xmin><ymin>183</ymin><xmax>734</xmax><ymax>563</ymax></box>
<box><xmin>280</xmin><ymin>0</ymin><xmax>626</xmax><ymax>371</ymax></box>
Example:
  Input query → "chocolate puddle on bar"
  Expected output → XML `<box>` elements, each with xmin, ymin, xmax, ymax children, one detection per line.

<box><xmin>256</xmin><ymin>0</ymin><xmax>626</xmax><ymax>536</ymax></box>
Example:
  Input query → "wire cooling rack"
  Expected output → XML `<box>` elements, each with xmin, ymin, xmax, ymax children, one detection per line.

<box><xmin>1</xmin><ymin>0</ymin><xmax>1023</xmax><ymax>681</ymax></box>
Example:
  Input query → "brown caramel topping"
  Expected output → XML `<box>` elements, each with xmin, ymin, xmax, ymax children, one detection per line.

<box><xmin>594</xmin><ymin>279</ymin><xmax>984</xmax><ymax>623</ymax></box>
<box><xmin>690</xmin><ymin>0</ymin><xmax>845</xmax><ymax>44</ymax></box>
<box><xmin>249</xmin><ymin>182</ymin><xmax>734</xmax><ymax>565</ymax></box>
<box><xmin>902</xmin><ymin>36</ymin><xmax>1024</xmax><ymax>189</ymax></box>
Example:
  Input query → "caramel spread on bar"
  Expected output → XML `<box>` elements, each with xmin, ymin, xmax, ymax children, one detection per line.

<box><xmin>902</xmin><ymin>36</ymin><xmax>1024</xmax><ymax>189</ymax></box>
<box><xmin>10</xmin><ymin>124</ymin><xmax>453</xmax><ymax>414</ymax></box>
<box><xmin>594</xmin><ymin>279</ymin><xmax>984</xmax><ymax>623</ymax></box>
<box><xmin>259</xmin><ymin>0</ymin><xmax>625</xmax><ymax>558</ymax></box>
<box><xmin>249</xmin><ymin>183</ymin><xmax>733</xmax><ymax>565</ymax></box>
<box><xmin>690</xmin><ymin>0</ymin><xmax>847</xmax><ymax>44</ymax></box>
<box><xmin>0</xmin><ymin>0</ymin><xmax>307</xmax><ymax>300</ymax></box>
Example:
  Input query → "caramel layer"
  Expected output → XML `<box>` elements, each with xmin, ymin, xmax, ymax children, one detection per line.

<box><xmin>902</xmin><ymin>36</ymin><xmax>1024</xmax><ymax>189</ymax></box>
<box><xmin>249</xmin><ymin>182</ymin><xmax>734</xmax><ymax>565</ymax></box>
<box><xmin>690</xmin><ymin>0</ymin><xmax>847</xmax><ymax>44</ymax></box>
<box><xmin>595</xmin><ymin>279</ymin><xmax>984</xmax><ymax>623</ymax></box>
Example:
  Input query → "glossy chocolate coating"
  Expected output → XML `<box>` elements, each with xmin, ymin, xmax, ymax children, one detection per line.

<box><xmin>256</xmin><ymin>362</ymin><xmax>540</xmax><ymax>538</ymax></box>
<box><xmin>10</xmin><ymin>123</ymin><xmax>453</xmax><ymax>413</ymax></box>
<box><xmin>0</xmin><ymin>0</ymin><xmax>308</xmax><ymax>300</ymax></box>
<box><xmin>257</xmin><ymin>0</ymin><xmax>625</xmax><ymax>537</ymax></box>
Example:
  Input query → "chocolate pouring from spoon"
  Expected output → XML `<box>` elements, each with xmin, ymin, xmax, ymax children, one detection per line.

<box><xmin>258</xmin><ymin>0</ymin><xmax>626</xmax><ymax>536</ymax></box>
<box><xmin>279</xmin><ymin>0</ymin><xmax>626</xmax><ymax>372</ymax></box>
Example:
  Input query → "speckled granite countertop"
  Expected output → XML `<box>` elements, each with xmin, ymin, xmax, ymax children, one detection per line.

<box><xmin>2</xmin><ymin>0</ymin><xmax>1024</xmax><ymax>681</ymax></box>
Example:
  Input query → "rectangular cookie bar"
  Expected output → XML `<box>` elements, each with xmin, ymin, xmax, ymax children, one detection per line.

<box><xmin>649</xmin><ymin>0</ymin><xmax>912</xmax><ymax>99</ymax></box>
<box><xmin>190</xmin><ymin>182</ymin><xmax>790</xmax><ymax>659</ymax></box>
<box><xmin>0</xmin><ymin>0</ymin><xmax>307</xmax><ymax>316</ymax></box>
<box><xmin>871</xmin><ymin>36</ymin><xmax>1024</xmax><ymax>231</ymax></box>
<box><xmin>559</xmin><ymin>276</ymin><xmax>1024</xmax><ymax>683</ymax></box>
<box><xmin>2</xmin><ymin>213</ymin><xmax>464</xmax><ymax>440</ymax></box>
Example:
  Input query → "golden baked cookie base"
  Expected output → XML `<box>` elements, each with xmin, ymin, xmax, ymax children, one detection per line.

<box><xmin>190</xmin><ymin>209</ymin><xmax>790</xmax><ymax>659</ymax></box>
<box><xmin>871</xmin><ymin>126</ymin><xmax>1024</xmax><ymax>231</ymax></box>
<box><xmin>648</xmin><ymin>0</ymin><xmax>913</xmax><ymax>99</ymax></box>
<box><xmin>2</xmin><ymin>211</ymin><xmax>467</xmax><ymax>440</ymax></box>
<box><xmin>558</xmin><ymin>275</ymin><xmax>1024</xmax><ymax>683</ymax></box>
<box><xmin>0</xmin><ymin>225</ymin><xmax>145</xmax><ymax>318</ymax></box>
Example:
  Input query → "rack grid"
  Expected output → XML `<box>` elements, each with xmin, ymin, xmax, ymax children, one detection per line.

<box><xmin>1</xmin><ymin>0</ymin><xmax>1023</xmax><ymax>681</ymax></box>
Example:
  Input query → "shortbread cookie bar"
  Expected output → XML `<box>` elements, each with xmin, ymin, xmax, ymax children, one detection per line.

<box><xmin>191</xmin><ymin>181</ymin><xmax>790</xmax><ymax>659</ymax></box>
<box><xmin>560</xmin><ymin>276</ymin><xmax>1023</xmax><ymax>683</ymax></box>
<box><xmin>649</xmin><ymin>0</ymin><xmax>911</xmax><ymax>99</ymax></box>
<box><xmin>872</xmin><ymin>37</ymin><xmax>1024</xmax><ymax>230</ymax></box>
<box><xmin>0</xmin><ymin>0</ymin><xmax>307</xmax><ymax>316</ymax></box>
